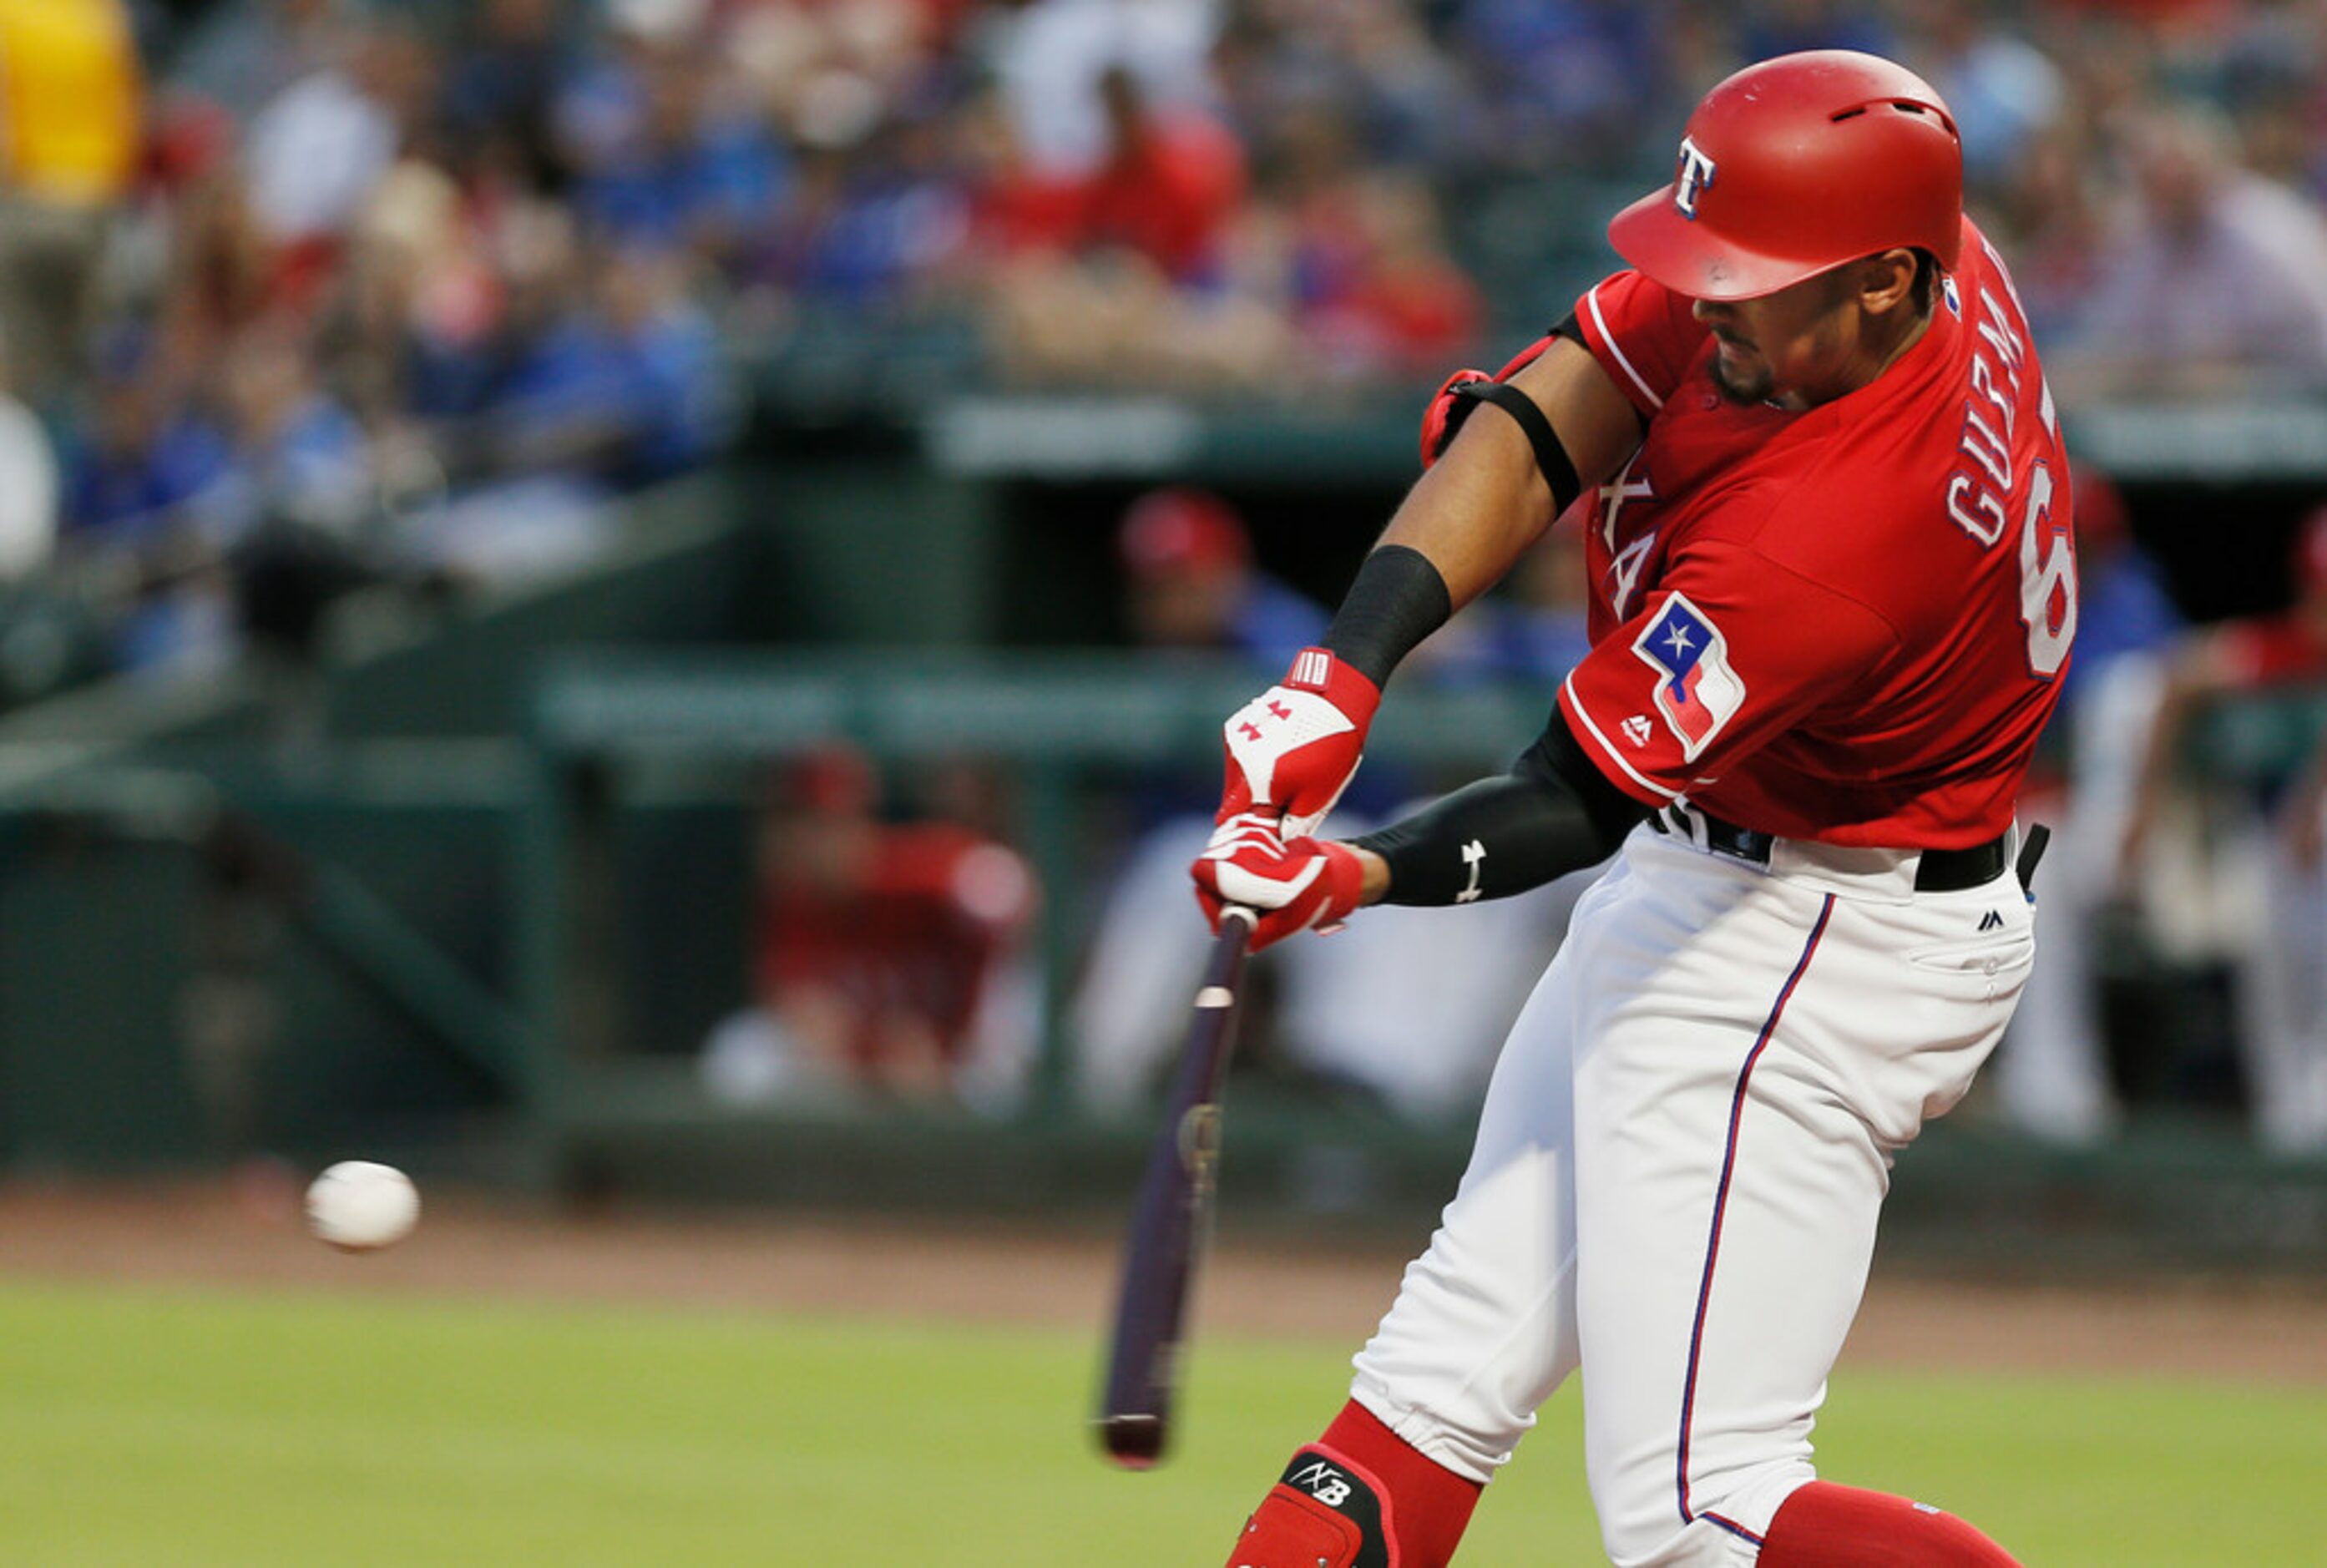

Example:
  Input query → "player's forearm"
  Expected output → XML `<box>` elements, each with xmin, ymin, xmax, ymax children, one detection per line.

<box><xmin>1373</xmin><ymin>417</ymin><xmax>1566</xmax><ymax>615</ymax></box>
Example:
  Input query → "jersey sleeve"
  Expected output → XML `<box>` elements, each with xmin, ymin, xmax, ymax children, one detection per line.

<box><xmin>1556</xmin><ymin>542</ymin><xmax>1899</xmax><ymax>804</ymax></box>
<box><xmin>1568</xmin><ymin>269</ymin><xmax>1707</xmax><ymax>420</ymax></box>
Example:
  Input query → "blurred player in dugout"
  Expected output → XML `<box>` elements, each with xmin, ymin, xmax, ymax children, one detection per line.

<box><xmin>2107</xmin><ymin>507</ymin><xmax>2327</xmax><ymax>1152</ymax></box>
<box><xmin>700</xmin><ymin>745</ymin><xmax>1039</xmax><ymax>1115</ymax></box>
<box><xmin>0</xmin><ymin>0</ymin><xmax>142</xmax><ymax>405</ymax></box>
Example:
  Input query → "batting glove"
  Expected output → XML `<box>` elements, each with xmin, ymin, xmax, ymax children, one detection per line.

<box><xmin>1419</xmin><ymin>333</ymin><xmax>1553</xmax><ymax>468</ymax></box>
<box><xmin>1216</xmin><ymin>647</ymin><xmax>1380</xmax><ymax>841</ymax></box>
<box><xmin>1191</xmin><ymin>814</ymin><xmax>1365</xmax><ymax>951</ymax></box>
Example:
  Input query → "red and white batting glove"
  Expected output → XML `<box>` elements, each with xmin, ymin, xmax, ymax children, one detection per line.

<box><xmin>1191</xmin><ymin>814</ymin><xmax>1365</xmax><ymax>951</ymax></box>
<box><xmin>1216</xmin><ymin>647</ymin><xmax>1381</xmax><ymax>840</ymax></box>
<box><xmin>1419</xmin><ymin>333</ymin><xmax>1554</xmax><ymax>468</ymax></box>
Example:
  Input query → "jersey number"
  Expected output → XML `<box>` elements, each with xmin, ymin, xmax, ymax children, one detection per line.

<box><xmin>2017</xmin><ymin>462</ymin><xmax>2076</xmax><ymax>678</ymax></box>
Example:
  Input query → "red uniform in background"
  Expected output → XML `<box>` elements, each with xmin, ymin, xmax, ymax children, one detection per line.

<box><xmin>746</xmin><ymin>749</ymin><xmax>1035</xmax><ymax>1102</ymax></box>
<box><xmin>757</xmin><ymin>820</ymin><xmax>1033</xmax><ymax>1079</ymax></box>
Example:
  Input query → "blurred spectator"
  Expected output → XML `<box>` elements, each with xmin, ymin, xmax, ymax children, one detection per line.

<box><xmin>1075</xmin><ymin>64</ymin><xmax>1247</xmax><ymax>281</ymax></box>
<box><xmin>0</xmin><ymin>0</ymin><xmax>143</xmax><ymax>403</ymax></box>
<box><xmin>241</xmin><ymin>21</ymin><xmax>433</xmax><ymax>305</ymax></box>
<box><xmin>64</xmin><ymin>348</ymin><xmax>229</xmax><ymax>545</ymax></box>
<box><xmin>2115</xmin><ymin>508</ymin><xmax>2327</xmax><ymax>1152</ymax></box>
<box><xmin>1117</xmin><ymin>485</ymin><xmax>1323</xmax><ymax>661</ymax></box>
<box><xmin>559</xmin><ymin>0</ymin><xmax>786</xmax><ymax>270</ymax></box>
<box><xmin>1453</xmin><ymin>0</ymin><xmax>1670</xmax><ymax>174</ymax></box>
<box><xmin>977</xmin><ymin>0</ymin><xmax>1222</xmax><ymax>181</ymax></box>
<box><xmin>172</xmin><ymin>0</ymin><xmax>355</xmax><ymax>114</ymax></box>
<box><xmin>0</xmin><ymin>326</ymin><xmax>57</xmax><ymax>582</ymax></box>
<box><xmin>197</xmin><ymin>321</ymin><xmax>372</xmax><ymax>547</ymax></box>
<box><xmin>1909</xmin><ymin>3</ymin><xmax>2067</xmax><ymax>187</ymax></box>
<box><xmin>1301</xmin><ymin>171</ymin><xmax>1484</xmax><ymax>382</ymax></box>
<box><xmin>443</xmin><ymin>0</ymin><xmax>578</xmax><ymax>196</ymax></box>
<box><xmin>1735</xmin><ymin>0</ymin><xmax>1899</xmax><ymax>63</ymax></box>
<box><xmin>2051</xmin><ymin>105</ymin><xmax>2327</xmax><ymax>397</ymax></box>
<box><xmin>1992</xmin><ymin>466</ymin><xmax>2185</xmax><ymax>1145</ymax></box>
<box><xmin>758</xmin><ymin>85</ymin><xmax>969</xmax><ymax>311</ymax></box>
<box><xmin>701</xmin><ymin>745</ymin><xmax>1038</xmax><ymax>1112</ymax></box>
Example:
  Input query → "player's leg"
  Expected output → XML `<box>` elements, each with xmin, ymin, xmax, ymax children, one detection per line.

<box><xmin>1570</xmin><ymin>839</ymin><xmax>2028</xmax><ymax>1566</ymax></box>
<box><xmin>1222</xmin><ymin>867</ymin><xmax>1622</xmax><ymax>1566</ymax></box>
<box><xmin>2238</xmin><ymin>827</ymin><xmax>2327</xmax><ymax>1153</ymax></box>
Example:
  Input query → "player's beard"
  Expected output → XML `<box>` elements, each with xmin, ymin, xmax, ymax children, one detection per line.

<box><xmin>1710</xmin><ymin>337</ymin><xmax>1774</xmax><ymax>405</ymax></box>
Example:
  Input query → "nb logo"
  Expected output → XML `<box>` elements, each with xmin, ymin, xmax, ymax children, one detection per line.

<box><xmin>1673</xmin><ymin>136</ymin><xmax>1717</xmax><ymax>219</ymax></box>
<box><xmin>1287</xmin><ymin>1460</ymin><xmax>1353</xmax><ymax>1510</ymax></box>
<box><xmin>1978</xmin><ymin>909</ymin><xmax>2004</xmax><ymax>932</ymax></box>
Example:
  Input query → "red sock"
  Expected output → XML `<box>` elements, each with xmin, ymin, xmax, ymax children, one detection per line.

<box><xmin>1759</xmin><ymin>1481</ymin><xmax>2021</xmax><ymax>1566</ymax></box>
<box><xmin>1315</xmin><ymin>1401</ymin><xmax>1482</xmax><ymax>1566</ymax></box>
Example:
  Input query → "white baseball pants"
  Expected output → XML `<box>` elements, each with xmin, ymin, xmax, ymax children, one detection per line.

<box><xmin>1350</xmin><ymin>823</ymin><xmax>2033</xmax><ymax>1566</ymax></box>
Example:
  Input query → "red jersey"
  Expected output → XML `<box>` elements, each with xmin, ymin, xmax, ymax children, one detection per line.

<box><xmin>1555</xmin><ymin>218</ymin><xmax>2074</xmax><ymax>848</ymax></box>
<box><xmin>2215</xmin><ymin>615</ymin><xmax>2327</xmax><ymax>688</ymax></box>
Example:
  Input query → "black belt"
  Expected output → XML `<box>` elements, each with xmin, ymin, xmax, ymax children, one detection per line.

<box><xmin>1649</xmin><ymin>806</ymin><xmax>2012</xmax><ymax>893</ymax></box>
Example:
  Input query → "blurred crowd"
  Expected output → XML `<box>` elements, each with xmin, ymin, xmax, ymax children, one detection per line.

<box><xmin>0</xmin><ymin>0</ymin><xmax>2324</xmax><ymax>1145</ymax></box>
<box><xmin>2</xmin><ymin>0</ymin><xmax>2327</xmax><ymax>696</ymax></box>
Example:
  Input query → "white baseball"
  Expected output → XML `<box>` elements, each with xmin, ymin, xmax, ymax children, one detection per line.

<box><xmin>305</xmin><ymin>1161</ymin><xmax>421</xmax><ymax>1252</ymax></box>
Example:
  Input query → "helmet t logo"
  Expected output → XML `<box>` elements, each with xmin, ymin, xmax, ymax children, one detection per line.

<box><xmin>1672</xmin><ymin>136</ymin><xmax>1717</xmax><ymax>220</ymax></box>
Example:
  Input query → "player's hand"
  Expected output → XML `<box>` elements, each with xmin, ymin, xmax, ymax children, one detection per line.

<box><xmin>1191</xmin><ymin>814</ymin><xmax>1364</xmax><ymax>950</ymax></box>
<box><xmin>1216</xmin><ymin>647</ymin><xmax>1381</xmax><ymax>840</ymax></box>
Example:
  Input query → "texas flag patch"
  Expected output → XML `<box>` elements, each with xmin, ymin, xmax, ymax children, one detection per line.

<box><xmin>1630</xmin><ymin>593</ymin><xmax>1745</xmax><ymax>761</ymax></box>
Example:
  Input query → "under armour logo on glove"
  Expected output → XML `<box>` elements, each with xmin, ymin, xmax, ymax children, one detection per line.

<box><xmin>1216</xmin><ymin>649</ymin><xmax>1380</xmax><ymax>840</ymax></box>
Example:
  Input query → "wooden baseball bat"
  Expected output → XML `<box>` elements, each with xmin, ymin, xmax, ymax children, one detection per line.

<box><xmin>1096</xmin><ymin>905</ymin><xmax>1256</xmax><ymax>1469</ymax></box>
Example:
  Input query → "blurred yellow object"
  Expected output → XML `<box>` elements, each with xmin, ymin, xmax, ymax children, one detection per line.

<box><xmin>0</xmin><ymin>0</ymin><xmax>142</xmax><ymax>208</ymax></box>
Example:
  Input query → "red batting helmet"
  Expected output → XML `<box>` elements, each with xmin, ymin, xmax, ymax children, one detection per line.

<box><xmin>1608</xmin><ymin>50</ymin><xmax>1964</xmax><ymax>301</ymax></box>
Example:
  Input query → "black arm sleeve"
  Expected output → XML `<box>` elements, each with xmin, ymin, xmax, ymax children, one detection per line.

<box><xmin>1351</xmin><ymin>708</ymin><xmax>1652</xmax><ymax>906</ymax></box>
<box><xmin>1322</xmin><ymin>544</ymin><xmax>1453</xmax><ymax>688</ymax></box>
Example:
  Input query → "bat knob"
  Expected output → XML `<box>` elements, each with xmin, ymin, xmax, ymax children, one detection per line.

<box><xmin>1100</xmin><ymin>1413</ymin><xmax>1167</xmax><ymax>1469</ymax></box>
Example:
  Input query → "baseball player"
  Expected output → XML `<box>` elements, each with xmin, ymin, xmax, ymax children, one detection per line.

<box><xmin>1190</xmin><ymin>53</ymin><xmax>2065</xmax><ymax>1566</ymax></box>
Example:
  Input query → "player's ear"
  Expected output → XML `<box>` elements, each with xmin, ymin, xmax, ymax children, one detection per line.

<box><xmin>1855</xmin><ymin>248</ymin><xmax>1920</xmax><ymax>318</ymax></box>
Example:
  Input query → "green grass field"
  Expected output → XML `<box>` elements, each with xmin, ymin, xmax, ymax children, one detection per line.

<box><xmin>0</xmin><ymin>1279</ymin><xmax>2317</xmax><ymax>1564</ymax></box>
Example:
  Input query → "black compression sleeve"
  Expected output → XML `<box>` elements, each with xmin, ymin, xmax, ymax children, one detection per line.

<box><xmin>1322</xmin><ymin>544</ymin><xmax>1453</xmax><ymax>688</ymax></box>
<box><xmin>1351</xmin><ymin>709</ymin><xmax>1652</xmax><ymax>905</ymax></box>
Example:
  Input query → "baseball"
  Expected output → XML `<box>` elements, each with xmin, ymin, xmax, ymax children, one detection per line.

<box><xmin>305</xmin><ymin>1161</ymin><xmax>420</xmax><ymax>1252</ymax></box>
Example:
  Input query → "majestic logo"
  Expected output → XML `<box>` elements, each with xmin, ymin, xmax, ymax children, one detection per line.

<box><xmin>1631</xmin><ymin>594</ymin><xmax>1746</xmax><ymax>761</ymax></box>
<box><xmin>1978</xmin><ymin>909</ymin><xmax>2004</xmax><ymax>932</ymax></box>
<box><xmin>1673</xmin><ymin>136</ymin><xmax>1717</xmax><ymax>219</ymax></box>
<box><xmin>1621</xmin><ymin>715</ymin><xmax>1654</xmax><ymax>748</ymax></box>
<box><xmin>1287</xmin><ymin>1461</ymin><xmax>1354</xmax><ymax>1510</ymax></box>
